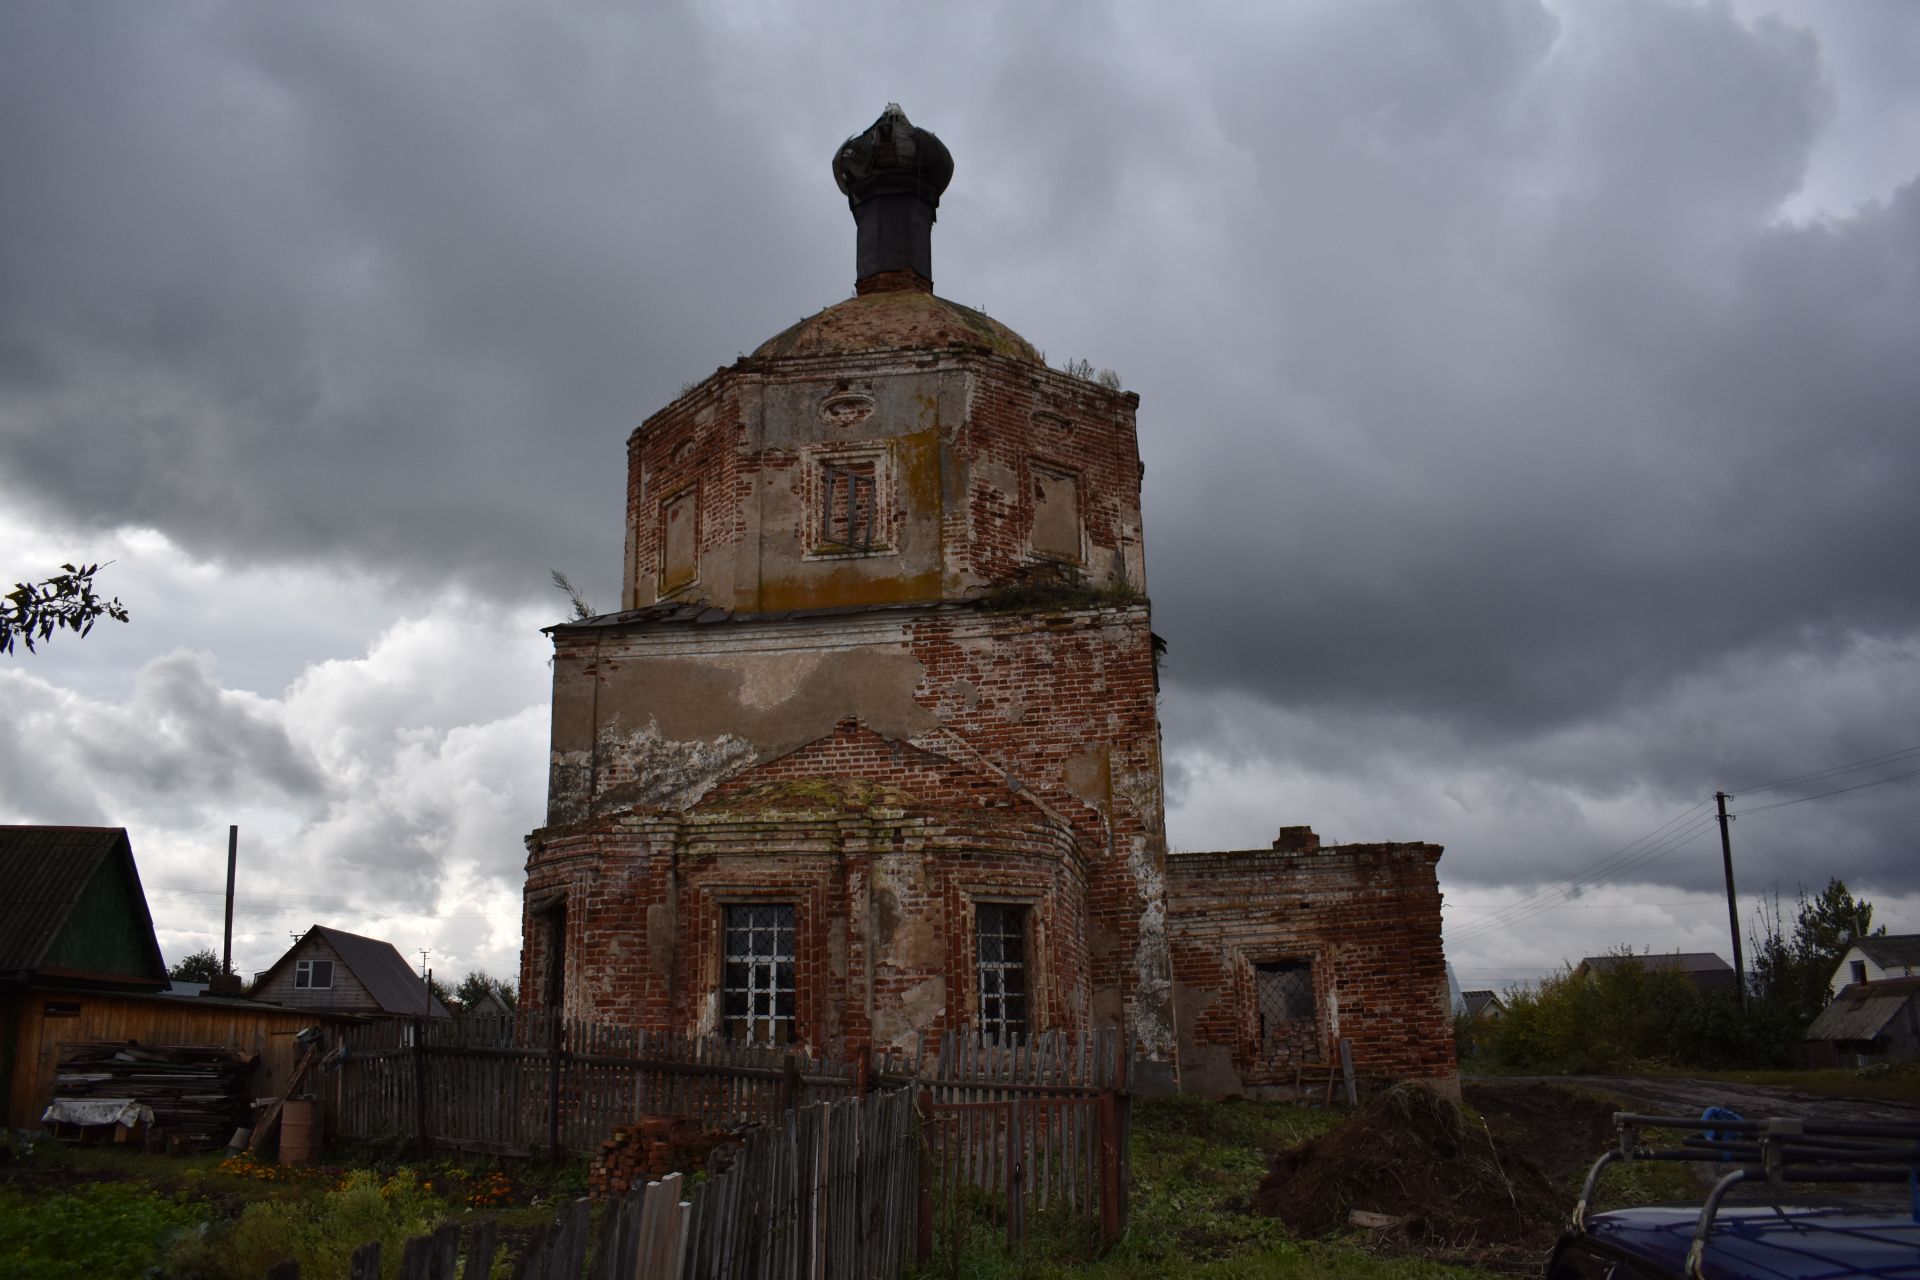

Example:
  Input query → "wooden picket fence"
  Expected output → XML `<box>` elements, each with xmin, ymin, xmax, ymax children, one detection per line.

<box><xmin>262</xmin><ymin>1086</ymin><xmax>921</xmax><ymax>1280</ymax></box>
<box><xmin>331</xmin><ymin>1015</ymin><xmax>862</xmax><ymax>1157</ymax></box>
<box><xmin>325</xmin><ymin>1018</ymin><xmax>1135</xmax><ymax>1257</ymax></box>
<box><xmin>899</xmin><ymin>1026</ymin><xmax>1134</xmax><ymax>1246</ymax></box>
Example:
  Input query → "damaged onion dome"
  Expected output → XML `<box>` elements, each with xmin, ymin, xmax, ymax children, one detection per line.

<box><xmin>832</xmin><ymin>103</ymin><xmax>954</xmax><ymax>208</ymax></box>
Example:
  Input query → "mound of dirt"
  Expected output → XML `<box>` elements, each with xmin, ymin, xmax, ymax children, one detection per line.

<box><xmin>1254</xmin><ymin>1082</ymin><xmax>1618</xmax><ymax>1267</ymax></box>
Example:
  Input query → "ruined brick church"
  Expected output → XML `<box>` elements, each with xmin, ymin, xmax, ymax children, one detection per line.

<box><xmin>519</xmin><ymin>107</ymin><xmax>1455</xmax><ymax>1096</ymax></box>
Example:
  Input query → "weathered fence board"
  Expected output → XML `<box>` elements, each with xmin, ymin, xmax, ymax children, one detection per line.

<box><xmin>332</xmin><ymin>1015</ymin><xmax>862</xmax><ymax>1156</ymax></box>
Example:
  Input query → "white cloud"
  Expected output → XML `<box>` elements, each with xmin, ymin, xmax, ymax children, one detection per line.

<box><xmin>2</xmin><ymin>518</ymin><xmax>552</xmax><ymax>982</ymax></box>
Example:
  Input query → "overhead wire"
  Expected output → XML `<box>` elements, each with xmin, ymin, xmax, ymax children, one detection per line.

<box><xmin>1446</xmin><ymin>812</ymin><xmax>1720</xmax><ymax>944</ymax></box>
<box><xmin>1730</xmin><ymin>764</ymin><xmax>1920</xmax><ymax>816</ymax></box>
<box><xmin>1443</xmin><ymin>798</ymin><xmax>1712</xmax><ymax>928</ymax></box>
<box><xmin>1724</xmin><ymin>742</ymin><xmax>1920</xmax><ymax>797</ymax></box>
<box><xmin>1449</xmin><ymin>742</ymin><xmax>1920</xmax><ymax>949</ymax></box>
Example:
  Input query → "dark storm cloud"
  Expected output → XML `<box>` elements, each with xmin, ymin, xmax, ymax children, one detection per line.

<box><xmin>1147</xmin><ymin>0</ymin><xmax>1919</xmax><ymax>730</ymax></box>
<box><xmin>0</xmin><ymin>1</ymin><xmax>827</xmax><ymax>604</ymax></box>
<box><xmin>4</xmin><ymin>0</ymin><xmax>1918</xmax><ymax>917</ymax></box>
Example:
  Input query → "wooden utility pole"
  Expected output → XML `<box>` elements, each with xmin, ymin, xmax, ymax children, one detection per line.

<box><xmin>1715</xmin><ymin>792</ymin><xmax>1746</xmax><ymax>1003</ymax></box>
<box><xmin>222</xmin><ymin>825</ymin><xmax>238</xmax><ymax>978</ymax></box>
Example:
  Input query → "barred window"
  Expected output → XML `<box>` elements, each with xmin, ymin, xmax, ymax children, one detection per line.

<box><xmin>1254</xmin><ymin>960</ymin><xmax>1314</xmax><ymax>1048</ymax></box>
<box><xmin>723</xmin><ymin>904</ymin><xmax>795</xmax><ymax>1044</ymax></box>
<box><xmin>976</xmin><ymin>903</ymin><xmax>1030</xmax><ymax>1043</ymax></box>
<box><xmin>819</xmin><ymin>461</ymin><xmax>878</xmax><ymax>550</ymax></box>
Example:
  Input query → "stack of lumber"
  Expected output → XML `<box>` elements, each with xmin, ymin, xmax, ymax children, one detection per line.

<box><xmin>54</xmin><ymin>1042</ymin><xmax>257</xmax><ymax>1151</ymax></box>
<box><xmin>588</xmin><ymin>1116</ymin><xmax>737</xmax><ymax>1199</ymax></box>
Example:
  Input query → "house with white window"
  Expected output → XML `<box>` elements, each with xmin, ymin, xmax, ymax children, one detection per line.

<box><xmin>251</xmin><ymin>925</ymin><xmax>450</xmax><ymax>1019</ymax></box>
<box><xmin>1828</xmin><ymin>934</ymin><xmax>1920</xmax><ymax>1000</ymax></box>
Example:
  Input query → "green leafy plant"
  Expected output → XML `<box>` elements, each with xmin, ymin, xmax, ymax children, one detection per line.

<box><xmin>0</xmin><ymin>1181</ymin><xmax>199</xmax><ymax>1280</ymax></box>
<box><xmin>2</xmin><ymin>562</ymin><xmax>130</xmax><ymax>654</ymax></box>
<box><xmin>169</xmin><ymin>1167</ymin><xmax>447</xmax><ymax>1280</ymax></box>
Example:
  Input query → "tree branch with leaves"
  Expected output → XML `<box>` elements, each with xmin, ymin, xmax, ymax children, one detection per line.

<box><xmin>3</xmin><ymin>562</ymin><xmax>129</xmax><ymax>654</ymax></box>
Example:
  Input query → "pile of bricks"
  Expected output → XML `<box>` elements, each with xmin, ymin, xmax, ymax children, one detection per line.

<box><xmin>588</xmin><ymin>1118</ymin><xmax>738</xmax><ymax>1199</ymax></box>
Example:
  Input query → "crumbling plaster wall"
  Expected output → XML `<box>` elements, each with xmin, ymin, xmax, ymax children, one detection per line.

<box><xmin>520</xmin><ymin>732</ymin><xmax>1092</xmax><ymax>1057</ymax></box>
<box><xmin>1165</xmin><ymin>839</ymin><xmax>1457</xmax><ymax>1099</ymax></box>
<box><xmin>535</xmin><ymin>602</ymin><xmax>1172</xmax><ymax>1052</ymax></box>
<box><xmin>624</xmin><ymin>350</ymin><xmax>1145</xmax><ymax>615</ymax></box>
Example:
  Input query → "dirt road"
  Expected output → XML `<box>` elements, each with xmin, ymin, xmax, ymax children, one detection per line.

<box><xmin>1486</xmin><ymin>1074</ymin><xmax>1920</xmax><ymax>1124</ymax></box>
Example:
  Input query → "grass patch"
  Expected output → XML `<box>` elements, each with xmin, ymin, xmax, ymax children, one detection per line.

<box><xmin>912</xmin><ymin>1096</ymin><xmax>1501</xmax><ymax>1279</ymax></box>
<box><xmin>0</xmin><ymin>1180</ymin><xmax>202</xmax><ymax>1280</ymax></box>
<box><xmin>0</xmin><ymin>1136</ymin><xmax>595</xmax><ymax>1280</ymax></box>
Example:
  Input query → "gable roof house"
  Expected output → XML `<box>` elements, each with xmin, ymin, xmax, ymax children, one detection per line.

<box><xmin>1828</xmin><ymin>934</ymin><xmax>1920</xmax><ymax>999</ymax></box>
<box><xmin>459</xmin><ymin>988</ymin><xmax>513</xmax><ymax>1020</ymax></box>
<box><xmin>1575</xmin><ymin>952</ymin><xmax>1737</xmax><ymax>994</ymax></box>
<box><xmin>0</xmin><ymin>826</ymin><xmax>325</xmax><ymax>1128</ymax></box>
<box><xmin>1459</xmin><ymin>990</ymin><xmax>1506</xmax><ymax>1021</ymax></box>
<box><xmin>251</xmin><ymin>926</ymin><xmax>450</xmax><ymax>1019</ymax></box>
<box><xmin>0</xmin><ymin>826</ymin><xmax>168</xmax><ymax>995</ymax></box>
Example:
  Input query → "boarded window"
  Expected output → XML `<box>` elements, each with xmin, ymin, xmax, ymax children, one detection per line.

<box><xmin>976</xmin><ymin>903</ymin><xmax>1030</xmax><ymax>1043</ymax></box>
<box><xmin>1030</xmin><ymin>466</ymin><xmax>1081</xmax><ymax>562</ymax></box>
<box><xmin>819</xmin><ymin>461</ymin><xmax>878</xmax><ymax>550</ymax></box>
<box><xmin>723</xmin><ymin>904</ymin><xmax>796</xmax><ymax>1044</ymax></box>
<box><xmin>295</xmin><ymin>958</ymin><xmax>335</xmax><ymax>990</ymax></box>
<box><xmin>1254</xmin><ymin>960</ymin><xmax>1314</xmax><ymax>1051</ymax></box>
<box><xmin>661</xmin><ymin>489</ymin><xmax>698</xmax><ymax>592</ymax></box>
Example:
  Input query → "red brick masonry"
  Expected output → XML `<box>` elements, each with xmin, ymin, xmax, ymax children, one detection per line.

<box><xmin>1166</xmin><ymin>834</ymin><xmax>1457</xmax><ymax>1096</ymax></box>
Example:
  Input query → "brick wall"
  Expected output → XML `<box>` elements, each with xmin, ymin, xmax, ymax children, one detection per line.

<box><xmin>520</xmin><ymin>723</ymin><xmax>1091</xmax><ymax>1057</ymax></box>
<box><xmin>535</xmin><ymin>601</ymin><xmax>1173</xmax><ymax>1054</ymax></box>
<box><xmin>1165</xmin><ymin>836</ymin><xmax>1458</xmax><ymax>1098</ymax></box>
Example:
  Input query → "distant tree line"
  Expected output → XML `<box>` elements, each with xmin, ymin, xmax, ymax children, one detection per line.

<box><xmin>1461</xmin><ymin>878</ymin><xmax>1880</xmax><ymax>1072</ymax></box>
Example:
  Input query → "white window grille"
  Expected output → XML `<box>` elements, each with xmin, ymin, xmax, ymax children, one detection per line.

<box><xmin>723</xmin><ymin>904</ymin><xmax>796</xmax><ymax>1044</ymax></box>
<box><xmin>976</xmin><ymin>903</ymin><xmax>1030</xmax><ymax>1043</ymax></box>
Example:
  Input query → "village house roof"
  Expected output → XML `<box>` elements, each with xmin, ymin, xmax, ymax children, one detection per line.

<box><xmin>1460</xmin><ymin>990</ymin><xmax>1503</xmax><ymax>1018</ymax></box>
<box><xmin>254</xmin><ymin>924</ymin><xmax>451</xmax><ymax>1017</ymax></box>
<box><xmin>1850</xmin><ymin>934</ymin><xmax>1920</xmax><ymax>969</ymax></box>
<box><xmin>1807</xmin><ymin>975</ymin><xmax>1920</xmax><ymax>1043</ymax></box>
<box><xmin>0</xmin><ymin>825</ymin><xmax>167</xmax><ymax>989</ymax></box>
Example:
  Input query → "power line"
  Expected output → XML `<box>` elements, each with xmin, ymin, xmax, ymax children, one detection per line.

<box><xmin>1446</xmin><ymin>812</ymin><xmax>1720</xmax><ymax>945</ymax></box>
<box><xmin>1446</xmin><ymin>741</ymin><xmax>1920</xmax><ymax>948</ymax></box>
<box><xmin>1725</xmin><ymin>743</ymin><xmax>1920</xmax><ymax>797</ymax></box>
<box><xmin>1445</xmin><ymin>818</ymin><xmax>1720</xmax><ymax>944</ymax></box>
<box><xmin>1445</xmin><ymin>898</ymin><xmax>1713</xmax><ymax>911</ymax></box>
<box><xmin>1731</xmin><ymin>764</ymin><xmax>1920</xmax><ymax>816</ymax></box>
<box><xmin>1442</xmin><ymin>800</ymin><xmax>1713</xmax><ymax>942</ymax></box>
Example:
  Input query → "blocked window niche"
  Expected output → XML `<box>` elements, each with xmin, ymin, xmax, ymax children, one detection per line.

<box><xmin>1029</xmin><ymin>464</ymin><xmax>1082</xmax><ymax>563</ymax></box>
<box><xmin>975</xmin><ymin>902</ymin><xmax>1030</xmax><ymax>1043</ymax></box>
<box><xmin>807</xmin><ymin>448</ymin><xmax>891</xmax><ymax>557</ymax></box>
<box><xmin>723</xmin><ymin>903</ymin><xmax>796</xmax><ymax>1044</ymax></box>
<box><xmin>659</xmin><ymin>488</ymin><xmax>699</xmax><ymax>594</ymax></box>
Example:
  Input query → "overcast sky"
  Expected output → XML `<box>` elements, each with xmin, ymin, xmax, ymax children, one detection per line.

<box><xmin>4</xmin><ymin>0</ymin><xmax>1917</xmax><ymax>995</ymax></box>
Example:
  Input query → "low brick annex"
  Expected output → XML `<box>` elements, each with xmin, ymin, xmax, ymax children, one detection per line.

<box><xmin>518</xmin><ymin>106</ymin><xmax>1456</xmax><ymax>1097</ymax></box>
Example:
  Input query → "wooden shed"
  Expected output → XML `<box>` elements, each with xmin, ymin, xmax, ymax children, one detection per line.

<box><xmin>0</xmin><ymin>826</ymin><xmax>348</xmax><ymax>1128</ymax></box>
